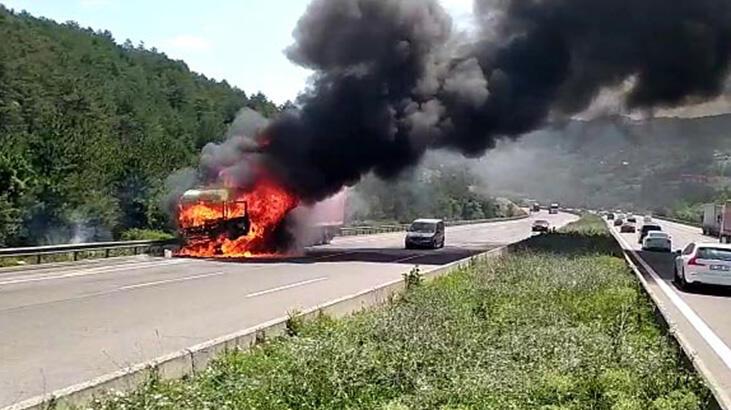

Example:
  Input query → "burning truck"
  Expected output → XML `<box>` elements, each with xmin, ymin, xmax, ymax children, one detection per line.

<box><xmin>176</xmin><ymin>177</ymin><xmax>346</xmax><ymax>258</ymax></box>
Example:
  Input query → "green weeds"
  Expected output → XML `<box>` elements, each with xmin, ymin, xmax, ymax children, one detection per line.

<box><xmin>87</xmin><ymin>216</ymin><xmax>710</xmax><ymax>410</ymax></box>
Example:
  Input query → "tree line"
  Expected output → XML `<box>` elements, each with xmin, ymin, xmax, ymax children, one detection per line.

<box><xmin>0</xmin><ymin>6</ymin><xmax>280</xmax><ymax>246</ymax></box>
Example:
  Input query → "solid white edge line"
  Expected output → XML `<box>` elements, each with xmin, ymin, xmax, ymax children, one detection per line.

<box><xmin>612</xmin><ymin>225</ymin><xmax>731</xmax><ymax>370</ymax></box>
<box><xmin>245</xmin><ymin>277</ymin><xmax>328</xmax><ymax>298</ymax></box>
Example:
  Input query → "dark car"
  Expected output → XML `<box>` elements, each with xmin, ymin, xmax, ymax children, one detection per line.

<box><xmin>638</xmin><ymin>223</ymin><xmax>662</xmax><ymax>244</ymax></box>
<box><xmin>405</xmin><ymin>219</ymin><xmax>445</xmax><ymax>249</ymax></box>
<box><xmin>532</xmin><ymin>219</ymin><xmax>550</xmax><ymax>232</ymax></box>
<box><xmin>613</xmin><ymin>218</ymin><xmax>624</xmax><ymax>227</ymax></box>
<box><xmin>627</xmin><ymin>216</ymin><xmax>637</xmax><ymax>223</ymax></box>
<box><xmin>607</xmin><ymin>213</ymin><xmax>615</xmax><ymax>220</ymax></box>
<box><xmin>620</xmin><ymin>222</ymin><xmax>636</xmax><ymax>233</ymax></box>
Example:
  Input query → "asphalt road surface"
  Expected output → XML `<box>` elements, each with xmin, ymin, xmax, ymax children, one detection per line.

<box><xmin>0</xmin><ymin>211</ymin><xmax>576</xmax><ymax>407</ymax></box>
<box><xmin>611</xmin><ymin>219</ymin><xmax>731</xmax><ymax>404</ymax></box>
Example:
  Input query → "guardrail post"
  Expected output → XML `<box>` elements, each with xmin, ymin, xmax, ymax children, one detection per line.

<box><xmin>36</xmin><ymin>254</ymin><xmax>41</xmax><ymax>264</ymax></box>
<box><xmin>73</xmin><ymin>251</ymin><xmax>78</xmax><ymax>261</ymax></box>
<box><xmin>134</xmin><ymin>246</ymin><xmax>139</xmax><ymax>255</ymax></box>
<box><xmin>105</xmin><ymin>248</ymin><xmax>110</xmax><ymax>258</ymax></box>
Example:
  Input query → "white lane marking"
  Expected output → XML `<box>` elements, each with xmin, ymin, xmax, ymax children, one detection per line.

<box><xmin>612</xmin><ymin>226</ymin><xmax>731</xmax><ymax>370</ymax></box>
<box><xmin>245</xmin><ymin>277</ymin><xmax>328</xmax><ymax>298</ymax></box>
<box><xmin>392</xmin><ymin>254</ymin><xmax>430</xmax><ymax>263</ymax></box>
<box><xmin>118</xmin><ymin>272</ymin><xmax>225</xmax><ymax>291</ymax></box>
<box><xmin>0</xmin><ymin>259</ymin><xmax>189</xmax><ymax>286</ymax></box>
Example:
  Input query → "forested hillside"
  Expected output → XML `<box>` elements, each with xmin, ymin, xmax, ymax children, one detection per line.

<box><xmin>476</xmin><ymin>114</ymin><xmax>731</xmax><ymax>218</ymax></box>
<box><xmin>0</xmin><ymin>5</ymin><xmax>278</xmax><ymax>246</ymax></box>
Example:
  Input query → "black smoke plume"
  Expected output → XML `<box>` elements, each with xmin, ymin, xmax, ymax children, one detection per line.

<box><xmin>252</xmin><ymin>0</ymin><xmax>731</xmax><ymax>202</ymax></box>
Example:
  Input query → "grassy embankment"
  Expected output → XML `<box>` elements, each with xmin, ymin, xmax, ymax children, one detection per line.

<box><xmin>87</xmin><ymin>215</ymin><xmax>710</xmax><ymax>409</ymax></box>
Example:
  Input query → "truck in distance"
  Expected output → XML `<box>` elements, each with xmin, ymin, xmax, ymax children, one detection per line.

<box><xmin>721</xmin><ymin>200</ymin><xmax>731</xmax><ymax>243</ymax></box>
<box><xmin>703</xmin><ymin>201</ymin><xmax>731</xmax><ymax>243</ymax></box>
<box><xmin>702</xmin><ymin>203</ymin><xmax>722</xmax><ymax>237</ymax></box>
<box><xmin>549</xmin><ymin>203</ymin><xmax>559</xmax><ymax>214</ymax></box>
<box><xmin>531</xmin><ymin>202</ymin><xmax>541</xmax><ymax>213</ymax></box>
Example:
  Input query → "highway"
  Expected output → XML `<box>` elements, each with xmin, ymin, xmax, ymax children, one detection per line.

<box><xmin>0</xmin><ymin>211</ymin><xmax>576</xmax><ymax>407</ymax></box>
<box><xmin>611</xmin><ymin>219</ymin><xmax>731</xmax><ymax>404</ymax></box>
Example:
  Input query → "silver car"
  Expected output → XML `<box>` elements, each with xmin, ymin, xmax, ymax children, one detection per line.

<box><xmin>642</xmin><ymin>231</ymin><xmax>671</xmax><ymax>252</ymax></box>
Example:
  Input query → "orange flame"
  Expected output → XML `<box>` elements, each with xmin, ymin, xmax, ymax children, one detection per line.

<box><xmin>177</xmin><ymin>178</ymin><xmax>299</xmax><ymax>258</ymax></box>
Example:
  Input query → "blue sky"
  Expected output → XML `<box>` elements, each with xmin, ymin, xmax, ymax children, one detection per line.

<box><xmin>1</xmin><ymin>0</ymin><xmax>474</xmax><ymax>104</ymax></box>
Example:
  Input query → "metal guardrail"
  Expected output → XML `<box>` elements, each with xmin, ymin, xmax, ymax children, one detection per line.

<box><xmin>0</xmin><ymin>240</ymin><xmax>175</xmax><ymax>265</ymax></box>
<box><xmin>0</xmin><ymin>214</ymin><xmax>529</xmax><ymax>266</ymax></box>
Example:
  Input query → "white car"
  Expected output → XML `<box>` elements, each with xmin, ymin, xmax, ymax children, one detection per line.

<box><xmin>674</xmin><ymin>243</ymin><xmax>731</xmax><ymax>289</ymax></box>
<box><xmin>641</xmin><ymin>231</ymin><xmax>671</xmax><ymax>252</ymax></box>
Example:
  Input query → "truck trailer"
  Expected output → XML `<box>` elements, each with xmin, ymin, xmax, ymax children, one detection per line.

<box><xmin>720</xmin><ymin>201</ymin><xmax>731</xmax><ymax>243</ymax></box>
<box><xmin>702</xmin><ymin>203</ymin><xmax>722</xmax><ymax>237</ymax></box>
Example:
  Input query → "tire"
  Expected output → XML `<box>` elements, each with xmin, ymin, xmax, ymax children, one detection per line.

<box><xmin>677</xmin><ymin>267</ymin><xmax>689</xmax><ymax>291</ymax></box>
<box><xmin>440</xmin><ymin>238</ymin><xmax>445</xmax><ymax>248</ymax></box>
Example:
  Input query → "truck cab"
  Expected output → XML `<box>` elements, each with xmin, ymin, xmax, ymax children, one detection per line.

<box><xmin>549</xmin><ymin>203</ymin><xmax>559</xmax><ymax>214</ymax></box>
<box><xmin>178</xmin><ymin>188</ymin><xmax>250</xmax><ymax>247</ymax></box>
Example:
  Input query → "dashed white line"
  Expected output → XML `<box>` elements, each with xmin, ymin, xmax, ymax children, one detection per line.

<box><xmin>118</xmin><ymin>272</ymin><xmax>226</xmax><ymax>291</ymax></box>
<box><xmin>0</xmin><ymin>259</ymin><xmax>189</xmax><ymax>286</ymax></box>
<box><xmin>612</xmin><ymin>226</ymin><xmax>731</xmax><ymax>370</ymax></box>
<box><xmin>245</xmin><ymin>277</ymin><xmax>328</xmax><ymax>298</ymax></box>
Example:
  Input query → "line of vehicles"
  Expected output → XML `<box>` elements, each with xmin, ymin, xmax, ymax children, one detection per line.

<box><xmin>607</xmin><ymin>212</ymin><xmax>670</xmax><ymax>252</ymax></box>
<box><xmin>609</xmin><ymin>211</ymin><xmax>731</xmax><ymax>290</ymax></box>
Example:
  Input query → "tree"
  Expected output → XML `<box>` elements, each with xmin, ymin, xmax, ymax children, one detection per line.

<box><xmin>0</xmin><ymin>7</ymin><xmax>272</xmax><ymax>245</ymax></box>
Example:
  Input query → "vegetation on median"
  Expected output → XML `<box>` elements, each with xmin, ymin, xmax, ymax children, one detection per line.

<box><xmin>87</xmin><ymin>216</ymin><xmax>711</xmax><ymax>409</ymax></box>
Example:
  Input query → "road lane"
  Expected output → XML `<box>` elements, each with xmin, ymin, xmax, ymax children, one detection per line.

<box><xmin>0</xmin><ymin>211</ymin><xmax>576</xmax><ymax>407</ymax></box>
<box><xmin>611</xmin><ymin>218</ymin><xmax>731</xmax><ymax>404</ymax></box>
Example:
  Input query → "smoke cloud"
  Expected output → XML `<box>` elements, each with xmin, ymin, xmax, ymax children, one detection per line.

<box><xmin>243</xmin><ymin>0</ymin><xmax>731</xmax><ymax>202</ymax></box>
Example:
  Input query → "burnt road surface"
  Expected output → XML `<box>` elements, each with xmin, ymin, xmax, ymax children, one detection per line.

<box><xmin>0</xmin><ymin>211</ymin><xmax>576</xmax><ymax>407</ymax></box>
<box><xmin>611</xmin><ymin>219</ymin><xmax>731</xmax><ymax>404</ymax></box>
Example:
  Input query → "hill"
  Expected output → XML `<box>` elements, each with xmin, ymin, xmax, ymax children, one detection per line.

<box><xmin>476</xmin><ymin>113</ymin><xmax>731</xmax><ymax>216</ymax></box>
<box><xmin>0</xmin><ymin>5</ymin><xmax>278</xmax><ymax>246</ymax></box>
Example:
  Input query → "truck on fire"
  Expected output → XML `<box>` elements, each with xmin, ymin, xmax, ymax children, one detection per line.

<box><xmin>178</xmin><ymin>189</ymin><xmax>251</xmax><ymax>243</ymax></box>
<box><xmin>177</xmin><ymin>187</ymin><xmax>346</xmax><ymax>252</ymax></box>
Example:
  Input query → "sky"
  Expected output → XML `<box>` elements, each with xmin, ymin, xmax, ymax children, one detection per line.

<box><xmin>0</xmin><ymin>0</ymin><xmax>475</xmax><ymax>105</ymax></box>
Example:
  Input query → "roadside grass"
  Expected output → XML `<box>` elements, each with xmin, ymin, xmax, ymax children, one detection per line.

<box><xmin>86</xmin><ymin>216</ymin><xmax>710</xmax><ymax>410</ymax></box>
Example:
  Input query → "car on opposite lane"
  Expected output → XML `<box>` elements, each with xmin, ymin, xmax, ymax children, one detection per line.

<box><xmin>674</xmin><ymin>242</ymin><xmax>731</xmax><ymax>289</ymax></box>
<box><xmin>405</xmin><ymin>219</ymin><xmax>445</xmax><ymax>249</ymax></box>
<box><xmin>532</xmin><ymin>219</ymin><xmax>550</xmax><ymax>233</ymax></box>
<box><xmin>642</xmin><ymin>231</ymin><xmax>671</xmax><ymax>252</ymax></box>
